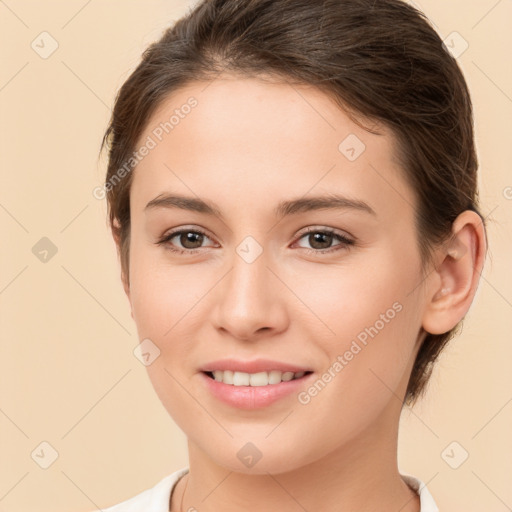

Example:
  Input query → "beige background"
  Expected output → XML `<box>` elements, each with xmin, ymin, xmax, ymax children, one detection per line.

<box><xmin>1</xmin><ymin>0</ymin><xmax>511</xmax><ymax>510</ymax></box>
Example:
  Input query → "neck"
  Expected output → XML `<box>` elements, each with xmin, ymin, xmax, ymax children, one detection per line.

<box><xmin>177</xmin><ymin>405</ymin><xmax>420</xmax><ymax>512</ymax></box>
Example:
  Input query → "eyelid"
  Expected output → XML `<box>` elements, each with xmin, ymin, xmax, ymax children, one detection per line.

<box><xmin>293</xmin><ymin>226</ymin><xmax>354</xmax><ymax>244</ymax></box>
<box><xmin>163</xmin><ymin>225</ymin><xmax>215</xmax><ymax>239</ymax></box>
<box><xmin>297</xmin><ymin>225</ymin><xmax>353</xmax><ymax>236</ymax></box>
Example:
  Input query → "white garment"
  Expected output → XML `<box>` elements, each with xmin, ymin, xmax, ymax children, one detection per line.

<box><xmin>101</xmin><ymin>467</ymin><xmax>439</xmax><ymax>512</ymax></box>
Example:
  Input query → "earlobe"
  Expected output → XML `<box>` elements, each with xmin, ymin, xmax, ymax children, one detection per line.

<box><xmin>422</xmin><ymin>210</ymin><xmax>486</xmax><ymax>335</ymax></box>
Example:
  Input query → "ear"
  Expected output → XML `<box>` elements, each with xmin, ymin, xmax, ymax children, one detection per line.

<box><xmin>422</xmin><ymin>210</ymin><xmax>487</xmax><ymax>335</ymax></box>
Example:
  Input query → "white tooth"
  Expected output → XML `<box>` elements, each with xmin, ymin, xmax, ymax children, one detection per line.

<box><xmin>268</xmin><ymin>370</ymin><xmax>283</xmax><ymax>384</ymax></box>
<box><xmin>213</xmin><ymin>369</ymin><xmax>306</xmax><ymax>386</ymax></box>
<box><xmin>233</xmin><ymin>371</ymin><xmax>250</xmax><ymax>386</ymax></box>
<box><xmin>250</xmin><ymin>372</ymin><xmax>269</xmax><ymax>386</ymax></box>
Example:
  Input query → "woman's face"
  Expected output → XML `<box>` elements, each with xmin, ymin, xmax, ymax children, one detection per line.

<box><xmin>125</xmin><ymin>75</ymin><xmax>431</xmax><ymax>474</ymax></box>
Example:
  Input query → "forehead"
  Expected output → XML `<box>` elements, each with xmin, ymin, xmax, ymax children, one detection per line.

<box><xmin>139</xmin><ymin>74</ymin><xmax>394</xmax><ymax>150</ymax></box>
<box><xmin>130</xmin><ymin>75</ymin><xmax>412</xmax><ymax>221</ymax></box>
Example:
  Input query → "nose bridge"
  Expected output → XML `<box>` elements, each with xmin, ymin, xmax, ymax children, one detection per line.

<box><xmin>225</xmin><ymin>244</ymin><xmax>272</xmax><ymax>314</ymax></box>
<box><xmin>212</xmin><ymin>239</ymin><xmax>288</xmax><ymax>339</ymax></box>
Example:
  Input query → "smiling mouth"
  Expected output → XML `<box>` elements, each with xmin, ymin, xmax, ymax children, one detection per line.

<box><xmin>203</xmin><ymin>370</ymin><xmax>313</xmax><ymax>386</ymax></box>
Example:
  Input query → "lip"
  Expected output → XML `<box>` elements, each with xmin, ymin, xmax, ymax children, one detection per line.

<box><xmin>200</xmin><ymin>358</ymin><xmax>312</xmax><ymax>374</ymax></box>
<box><xmin>199</xmin><ymin>368</ymin><xmax>314</xmax><ymax>410</ymax></box>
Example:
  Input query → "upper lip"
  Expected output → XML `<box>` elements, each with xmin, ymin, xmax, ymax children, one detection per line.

<box><xmin>200</xmin><ymin>359</ymin><xmax>312</xmax><ymax>374</ymax></box>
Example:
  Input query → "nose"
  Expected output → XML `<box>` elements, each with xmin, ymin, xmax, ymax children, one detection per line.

<box><xmin>211</xmin><ymin>248</ymin><xmax>289</xmax><ymax>341</ymax></box>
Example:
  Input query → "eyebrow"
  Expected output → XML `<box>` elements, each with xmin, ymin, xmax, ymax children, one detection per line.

<box><xmin>144</xmin><ymin>193</ymin><xmax>376</xmax><ymax>218</ymax></box>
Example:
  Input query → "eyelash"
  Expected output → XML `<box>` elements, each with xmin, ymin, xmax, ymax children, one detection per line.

<box><xmin>156</xmin><ymin>227</ymin><xmax>355</xmax><ymax>256</ymax></box>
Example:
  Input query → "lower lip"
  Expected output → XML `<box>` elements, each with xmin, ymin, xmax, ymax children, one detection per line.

<box><xmin>200</xmin><ymin>371</ymin><xmax>314</xmax><ymax>409</ymax></box>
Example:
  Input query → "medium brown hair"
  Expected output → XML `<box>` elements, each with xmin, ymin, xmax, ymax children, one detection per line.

<box><xmin>101</xmin><ymin>0</ymin><xmax>485</xmax><ymax>406</ymax></box>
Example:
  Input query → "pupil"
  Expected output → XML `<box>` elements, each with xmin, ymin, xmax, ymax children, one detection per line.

<box><xmin>181</xmin><ymin>232</ymin><xmax>203</xmax><ymax>248</ymax></box>
<box><xmin>310</xmin><ymin>232</ymin><xmax>332</xmax><ymax>249</ymax></box>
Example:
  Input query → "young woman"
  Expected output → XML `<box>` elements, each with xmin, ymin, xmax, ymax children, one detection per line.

<box><xmin>98</xmin><ymin>0</ymin><xmax>487</xmax><ymax>510</ymax></box>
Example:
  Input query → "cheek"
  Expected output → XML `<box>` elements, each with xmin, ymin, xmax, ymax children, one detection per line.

<box><xmin>129</xmin><ymin>243</ymin><xmax>208</xmax><ymax>337</ymax></box>
<box><xmin>288</xmin><ymin>250</ymin><xmax>418</xmax><ymax>338</ymax></box>
<box><xmin>287</xmin><ymin>249</ymin><xmax>422</xmax><ymax>396</ymax></box>
<box><xmin>128</xmin><ymin>254</ymin><xmax>210</xmax><ymax>426</ymax></box>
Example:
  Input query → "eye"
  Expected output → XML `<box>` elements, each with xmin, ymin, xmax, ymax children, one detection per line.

<box><xmin>155</xmin><ymin>226</ymin><xmax>355</xmax><ymax>256</ymax></box>
<box><xmin>156</xmin><ymin>227</ymin><xmax>217</xmax><ymax>254</ymax></box>
<box><xmin>294</xmin><ymin>227</ymin><xmax>355</xmax><ymax>254</ymax></box>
